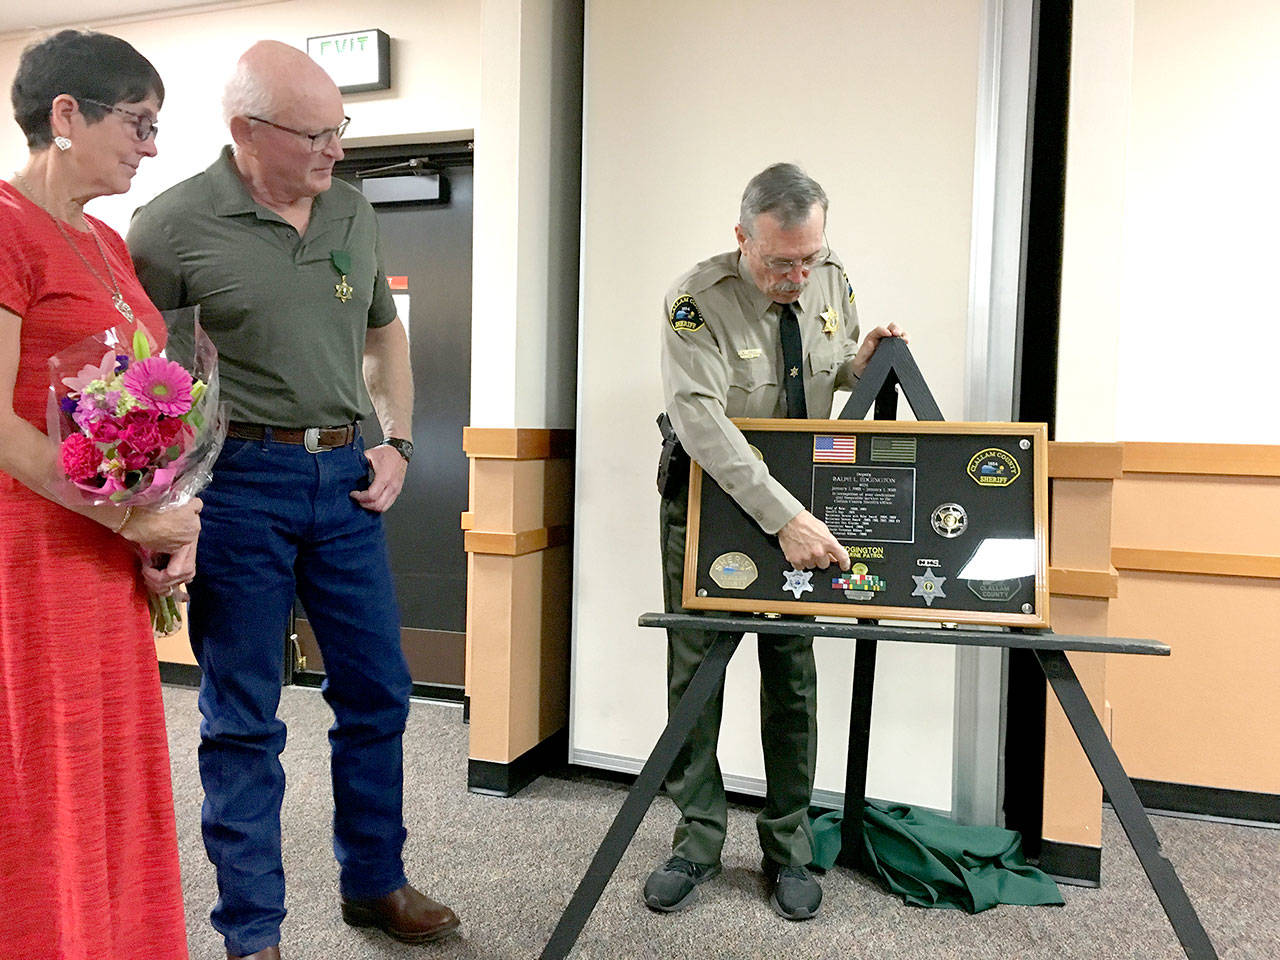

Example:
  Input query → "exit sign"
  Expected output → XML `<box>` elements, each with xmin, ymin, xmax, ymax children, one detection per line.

<box><xmin>307</xmin><ymin>29</ymin><xmax>391</xmax><ymax>94</ymax></box>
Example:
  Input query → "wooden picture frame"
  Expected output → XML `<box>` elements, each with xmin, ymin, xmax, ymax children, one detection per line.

<box><xmin>683</xmin><ymin>419</ymin><xmax>1050</xmax><ymax>628</ymax></box>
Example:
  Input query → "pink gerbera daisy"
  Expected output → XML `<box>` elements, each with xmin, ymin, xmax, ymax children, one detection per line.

<box><xmin>122</xmin><ymin>357</ymin><xmax>194</xmax><ymax>417</ymax></box>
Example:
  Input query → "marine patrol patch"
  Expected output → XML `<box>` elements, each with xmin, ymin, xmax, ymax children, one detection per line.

<box><xmin>842</xmin><ymin>270</ymin><xmax>855</xmax><ymax>304</ymax></box>
<box><xmin>669</xmin><ymin>295</ymin><xmax>705</xmax><ymax>333</ymax></box>
<box><xmin>846</xmin><ymin>545</ymin><xmax>886</xmax><ymax>561</ymax></box>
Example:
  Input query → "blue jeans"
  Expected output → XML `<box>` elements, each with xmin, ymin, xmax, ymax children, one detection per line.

<box><xmin>188</xmin><ymin>433</ymin><xmax>411</xmax><ymax>955</ymax></box>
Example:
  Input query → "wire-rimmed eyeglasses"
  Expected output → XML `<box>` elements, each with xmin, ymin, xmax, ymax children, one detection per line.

<box><xmin>758</xmin><ymin>246</ymin><xmax>830</xmax><ymax>274</ymax></box>
<box><xmin>247</xmin><ymin>115</ymin><xmax>352</xmax><ymax>153</ymax></box>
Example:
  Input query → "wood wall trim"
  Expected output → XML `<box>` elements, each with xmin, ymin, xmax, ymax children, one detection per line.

<box><xmin>460</xmin><ymin>510</ymin><xmax>474</xmax><ymax>531</ymax></box>
<box><xmin>1048</xmin><ymin>442</ymin><xmax>1124</xmax><ymax>479</ymax></box>
<box><xmin>465</xmin><ymin>525</ymin><xmax>573</xmax><ymax>557</ymax></box>
<box><xmin>1122</xmin><ymin>442</ymin><xmax>1280</xmax><ymax>477</ymax></box>
<box><xmin>1112</xmin><ymin>547</ymin><xmax>1280</xmax><ymax>580</ymax></box>
<box><xmin>1047</xmin><ymin>441</ymin><xmax>1280</xmax><ymax>478</ymax></box>
<box><xmin>1048</xmin><ymin>565</ymin><xmax>1119</xmax><ymax>598</ymax></box>
<box><xmin>463</xmin><ymin>427</ymin><xmax>575</xmax><ymax>460</ymax></box>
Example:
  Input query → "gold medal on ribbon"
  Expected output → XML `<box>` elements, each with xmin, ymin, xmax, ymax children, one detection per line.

<box><xmin>331</xmin><ymin>250</ymin><xmax>354</xmax><ymax>303</ymax></box>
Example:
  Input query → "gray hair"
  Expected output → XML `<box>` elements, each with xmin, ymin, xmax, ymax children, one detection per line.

<box><xmin>221</xmin><ymin>58</ymin><xmax>276</xmax><ymax>126</ymax></box>
<box><xmin>739</xmin><ymin>163</ymin><xmax>828</xmax><ymax>235</ymax></box>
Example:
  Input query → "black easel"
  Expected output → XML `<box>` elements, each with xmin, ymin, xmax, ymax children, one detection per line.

<box><xmin>540</xmin><ymin>340</ymin><xmax>1215</xmax><ymax>960</ymax></box>
<box><xmin>834</xmin><ymin>335</ymin><xmax>944</xmax><ymax>868</ymax></box>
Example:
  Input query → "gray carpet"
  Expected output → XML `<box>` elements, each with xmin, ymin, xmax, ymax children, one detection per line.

<box><xmin>163</xmin><ymin>685</ymin><xmax>1279</xmax><ymax>960</ymax></box>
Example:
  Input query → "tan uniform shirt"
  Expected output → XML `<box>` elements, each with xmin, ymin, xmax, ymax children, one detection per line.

<box><xmin>661</xmin><ymin>249</ymin><xmax>862</xmax><ymax>534</ymax></box>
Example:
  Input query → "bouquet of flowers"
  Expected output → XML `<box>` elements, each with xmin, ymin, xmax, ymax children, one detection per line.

<box><xmin>46</xmin><ymin>307</ymin><xmax>226</xmax><ymax>634</ymax></box>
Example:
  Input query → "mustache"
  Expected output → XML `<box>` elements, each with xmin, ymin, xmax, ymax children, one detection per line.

<box><xmin>773</xmin><ymin>281</ymin><xmax>805</xmax><ymax>293</ymax></box>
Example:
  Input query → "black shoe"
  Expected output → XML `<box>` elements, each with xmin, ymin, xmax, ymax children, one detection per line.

<box><xmin>762</xmin><ymin>857</ymin><xmax>822</xmax><ymax>920</ymax></box>
<box><xmin>643</xmin><ymin>856</ymin><xmax>722</xmax><ymax>912</ymax></box>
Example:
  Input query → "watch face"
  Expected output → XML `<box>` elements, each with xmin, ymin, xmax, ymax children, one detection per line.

<box><xmin>385</xmin><ymin>438</ymin><xmax>413</xmax><ymax>462</ymax></box>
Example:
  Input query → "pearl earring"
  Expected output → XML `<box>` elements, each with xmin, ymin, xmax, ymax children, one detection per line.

<box><xmin>54</xmin><ymin>136</ymin><xmax>71</xmax><ymax>151</ymax></box>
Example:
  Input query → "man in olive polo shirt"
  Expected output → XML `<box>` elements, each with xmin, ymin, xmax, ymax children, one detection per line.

<box><xmin>647</xmin><ymin>163</ymin><xmax>904</xmax><ymax>921</ymax></box>
<box><xmin>128</xmin><ymin>41</ymin><xmax>457</xmax><ymax>960</ymax></box>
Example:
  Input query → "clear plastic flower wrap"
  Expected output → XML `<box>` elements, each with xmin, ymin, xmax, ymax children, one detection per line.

<box><xmin>46</xmin><ymin>306</ymin><xmax>227</xmax><ymax>634</ymax></box>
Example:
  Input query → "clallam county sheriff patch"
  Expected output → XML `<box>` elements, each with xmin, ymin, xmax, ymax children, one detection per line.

<box><xmin>669</xmin><ymin>294</ymin><xmax>705</xmax><ymax>333</ymax></box>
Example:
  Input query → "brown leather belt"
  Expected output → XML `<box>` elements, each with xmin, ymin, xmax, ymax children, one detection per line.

<box><xmin>227</xmin><ymin>421</ymin><xmax>358</xmax><ymax>452</ymax></box>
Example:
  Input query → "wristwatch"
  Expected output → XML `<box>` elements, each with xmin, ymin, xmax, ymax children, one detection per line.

<box><xmin>380</xmin><ymin>437</ymin><xmax>414</xmax><ymax>463</ymax></box>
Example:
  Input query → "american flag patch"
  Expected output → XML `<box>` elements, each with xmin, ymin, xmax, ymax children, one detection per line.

<box><xmin>813</xmin><ymin>435</ymin><xmax>857</xmax><ymax>463</ymax></box>
<box><xmin>870</xmin><ymin>436</ymin><xmax>917</xmax><ymax>463</ymax></box>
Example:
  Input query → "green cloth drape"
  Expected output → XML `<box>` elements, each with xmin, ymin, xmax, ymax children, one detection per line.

<box><xmin>810</xmin><ymin>802</ymin><xmax>1064</xmax><ymax>913</ymax></box>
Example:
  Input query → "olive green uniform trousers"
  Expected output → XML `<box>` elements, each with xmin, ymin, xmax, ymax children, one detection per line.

<box><xmin>660</xmin><ymin>487</ymin><xmax>817</xmax><ymax>868</ymax></box>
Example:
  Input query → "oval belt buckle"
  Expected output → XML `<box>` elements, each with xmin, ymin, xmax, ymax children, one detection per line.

<box><xmin>304</xmin><ymin>427</ymin><xmax>324</xmax><ymax>453</ymax></box>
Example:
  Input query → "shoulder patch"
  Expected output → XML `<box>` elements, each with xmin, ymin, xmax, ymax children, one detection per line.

<box><xmin>668</xmin><ymin>294</ymin><xmax>705</xmax><ymax>333</ymax></box>
<box><xmin>842</xmin><ymin>270</ymin><xmax>856</xmax><ymax>304</ymax></box>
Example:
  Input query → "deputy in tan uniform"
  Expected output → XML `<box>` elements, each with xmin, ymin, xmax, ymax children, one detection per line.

<box><xmin>647</xmin><ymin>162</ymin><xmax>905</xmax><ymax>921</ymax></box>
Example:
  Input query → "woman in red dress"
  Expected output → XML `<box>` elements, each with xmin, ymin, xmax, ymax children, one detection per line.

<box><xmin>0</xmin><ymin>31</ymin><xmax>203</xmax><ymax>960</ymax></box>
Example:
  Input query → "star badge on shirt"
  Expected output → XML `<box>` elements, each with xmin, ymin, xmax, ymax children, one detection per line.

<box><xmin>334</xmin><ymin>276</ymin><xmax>354</xmax><ymax>302</ymax></box>
<box><xmin>820</xmin><ymin>306</ymin><xmax>839</xmax><ymax>336</ymax></box>
<box><xmin>789</xmin><ymin>366</ymin><xmax>800</xmax><ymax>378</ymax></box>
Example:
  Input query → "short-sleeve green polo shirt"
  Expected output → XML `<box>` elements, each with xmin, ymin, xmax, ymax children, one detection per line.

<box><xmin>127</xmin><ymin>145</ymin><xmax>398</xmax><ymax>427</ymax></box>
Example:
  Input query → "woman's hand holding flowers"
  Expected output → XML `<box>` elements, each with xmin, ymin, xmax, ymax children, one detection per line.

<box><xmin>140</xmin><ymin>538</ymin><xmax>197</xmax><ymax>599</ymax></box>
<box><xmin>121</xmin><ymin>497</ymin><xmax>202</xmax><ymax>553</ymax></box>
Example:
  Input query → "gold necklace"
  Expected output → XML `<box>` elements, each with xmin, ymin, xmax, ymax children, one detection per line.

<box><xmin>11</xmin><ymin>170</ymin><xmax>137</xmax><ymax>323</ymax></box>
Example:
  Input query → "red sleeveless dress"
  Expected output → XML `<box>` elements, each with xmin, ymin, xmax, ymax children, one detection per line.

<box><xmin>0</xmin><ymin>182</ymin><xmax>188</xmax><ymax>960</ymax></box>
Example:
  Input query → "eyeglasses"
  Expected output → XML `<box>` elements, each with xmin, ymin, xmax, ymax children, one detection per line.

<box><xmin>758</xmin><ymin>247</ymin><xmax>829</xmax><ymax>274</ymax></box>
<box><xmin>79</xmin><ymin>97</ymin><xmax>158</xmax><ymax>141</ymax></box>
<box><xmin>247</xmin><ymin>115</ymin><xmax>351</xmax><ymax>153</ymax></box>
<box><xmin>746</xmin><ymin>230</ymin><xmax>830</xmax><ymax>274</ymax></box>
<box><xmin>752</xmin><ymin>233</ymin><xmax>831</xmax><ymax>274</ymax></box>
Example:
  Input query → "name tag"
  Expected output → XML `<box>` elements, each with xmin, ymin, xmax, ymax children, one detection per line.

<box><xmin>737</xmin><ymin>348</ymin><xmax>763</xmax><ymax>360</ymax></box>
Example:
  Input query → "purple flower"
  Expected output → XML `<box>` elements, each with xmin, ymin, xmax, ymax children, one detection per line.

<box><xmin>72</xmin><ymin>402</ymin><xmax>104</xmax><ymax>432</ymax></box>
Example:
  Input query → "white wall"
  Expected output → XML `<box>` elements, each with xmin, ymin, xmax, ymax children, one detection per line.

<box><xmin>572</xmin><ymin>0</ymin><xmax>983</xmax><ymax>811</ymax></box>
<box><xmin>1058</xmin><ymin>0</ymin><xmax>1280</xmax><ymax>443</ymax></box>
<box><xmin>0</xmin><ymin>0</ymin><xmax>481</xmax><ymax>234</ymax></box>
<box><xmin>1056</xmin><ymin>0</ymin><xmax>1132</xmax><ymax>443</ymax></box>
<box><xmin>469</xmin><ymin>0</ymin><xmax>581</xmax><ymax>430</ymax></box>
<box><xmin>1117</xmin><ymin>0</ymin><xmax>1280</xmax><ymax>443</ymax></box>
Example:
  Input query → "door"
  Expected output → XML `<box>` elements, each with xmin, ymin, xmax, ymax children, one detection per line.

<box><xmin>291</xmin><ymin>142</ymin><xmax>473</xmax><ymax>699</ymax></box>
